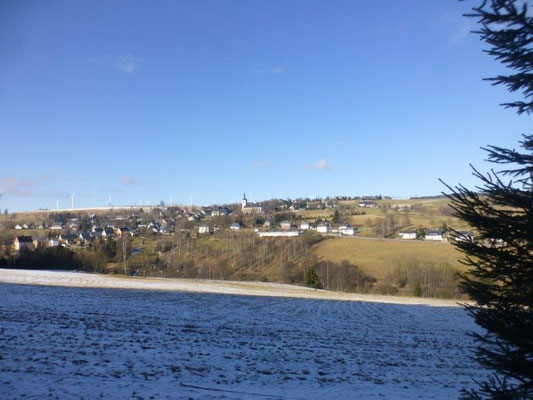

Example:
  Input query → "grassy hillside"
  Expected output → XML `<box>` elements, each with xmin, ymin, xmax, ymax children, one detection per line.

<box><xmin>312</xmin><ymin>237</ymin><xmax>465</xmax><ymax>280</ymax></box>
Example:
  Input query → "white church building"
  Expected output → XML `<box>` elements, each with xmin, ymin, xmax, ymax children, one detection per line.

<box><xmin>241</xmin><ymin>193</ymin><xmax>262</xmax><ymax>214</ymax></box>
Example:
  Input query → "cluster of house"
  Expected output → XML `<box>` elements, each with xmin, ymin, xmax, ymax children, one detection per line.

<box><xmin>197</xmin><ymin>219</ymin><xmax>359</xmax><ymax>238</ymax></box>
<box><xmin>358</xmin><ymin>201</ymin><xmax>377</xmax><ymax>208</ymax></box>
<box><xmin>11</xmin><ymin>225</ymin><xmax>140</xmax><ymax>252</ymax></box>
<box><xmin>398</xmin><ymin>229</ymin><xmax>474</xmax><ymax>242</ymax></box>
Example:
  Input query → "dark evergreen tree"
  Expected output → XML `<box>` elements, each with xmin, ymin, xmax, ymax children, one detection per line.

<box><xmin>305</xmin><ymin>266</ymin><xmax>321</xmax><ymax>289</ymax></box>
<box><xmin>442</xmin><ymin>1</ymin><xmax>533</xmax><ymax>398</ymax></box>
<box><xmin>332</xmin><ymin>210</ymin><xmax>340</xmax><ymax>224</ymax></box>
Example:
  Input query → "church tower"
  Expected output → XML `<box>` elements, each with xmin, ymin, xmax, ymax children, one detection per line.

<box><xmin>241</xmin><ymin>193</ymin><xmax>247</xmax><ymax>209</ymax></box>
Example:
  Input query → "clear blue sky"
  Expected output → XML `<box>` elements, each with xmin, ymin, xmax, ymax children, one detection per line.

<box><xmin>0</xmin><ymin>0</ymin><xmax>530</xmax><ymax>211</ymax></box>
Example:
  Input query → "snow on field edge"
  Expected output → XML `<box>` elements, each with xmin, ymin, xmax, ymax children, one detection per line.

<box><xmin>0</xmin><ymin>268</ymin><xmax>464</xmax><ymax>307</ymax></box>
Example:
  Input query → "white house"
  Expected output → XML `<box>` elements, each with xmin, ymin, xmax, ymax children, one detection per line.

<box><xmin>340</xmin><ymin>226</ymin><xmax>357</xmax><ymax>236</ymax></box>
<box><xmin>455</xmin><ymin>231</ymin><xmax>474</xmax><ymax>242</ymax></box>
<box><xmin>14</xmin><ymin>224</ymin><xmax>23</xmax><ymax>230</ymax></box>
<box><xmin>50</xmin><ymin>223</ymin><xmax>63</xmax><ymax>230</ymax></box>
<box><xmin>358</xmin><ymin>201</ymin><xmax>376</xmax><ymax>208</ymax></box>
<box><xmin>280</xmin><ymin>221</ymin><xmax>292</xmax><ymax>230</ymax></box>
<box><xmin>48</xmin><ymin>238</ymin><xmax>60</xmax><ymax>247</ymax></box>
<box><xmin>399</xmin><ymin>230</ymin><xmax>418</xmax><ymax>240</ymax></box>
<box><xmin>300</xmin><ymin>221</ymin><xmax>311</xmax><ymax>230</ymax></box>
<box><xmin>424</xmin><ymin>229</ymin><xmax>445</xmax><ymax>242</ymax></box>
<box><xmin>198</xmin><ymin>225</ymin><xmax>211</xmax><ymax>234</ymax></box>
<box><xmin>230</xmin><ymin>222</ymin><xmax>241</xmax><ymax>231</ymax></box>
<box><xmin>317</xmin><ymin>223</ymin><xmax>330</xmax><ymax>234</ymax></box>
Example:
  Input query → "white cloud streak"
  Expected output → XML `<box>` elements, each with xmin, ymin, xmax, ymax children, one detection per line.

<box><xmin>311</xmin><ymin>159</ymin><xmax>333</xmax><ymax>171</ymax></box>
<box><xmin>114</xmin><ymin>55</ymin><xmax>142</xmax><ymax>73</ymax></box>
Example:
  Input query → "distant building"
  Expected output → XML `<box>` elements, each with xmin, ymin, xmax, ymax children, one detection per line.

<box><xmin>399</xmin><ymin>230</ymin><xmax>418</xmax><ymax>240</ymax></box>
<box><xmin>102</xmin><ymin>227</ymin><xmax>115</xmax><ymax>238</ymax></box>
<box><xmin>211</xmin><ymin>207</ymin><xmax>230</xmax><ymax>217</ymax></box>
<box><xmin>424</xmin><ymin>229</ymin><xmax>445</xmax><ymax>242</ymax></box>
<box><xmin>230</xmin><ymin>222</ymin><xmax>241</xmax><ymax>231</ymax></box>
<box><xmin>241</xmin><ymin>193</ymin><xmax>262</xmax><ymax>214</ymax></box>
<box><xmin>339</xmin><ymin>226</ymin><xmax>357</xmax><ymax>236</ymax></box>
<box><xmin>79</xmin><ymin>232</ymin><xmax>92</xmax><ymax>243</ymax></box>
<box><xmin>257</xmin><ymin>231</ymin><xmax>300</xmax><ymax>238</ymax></box>
<box><xmin>317</xmin><ymin>223</ymin><xmax>330</xmax><ymax>234</ymax></box>
<box><xmin>358</xmin><ymin>201</ymin><xmax>376</xmax><ymax>208</ymax></box>
<box><xmin>198</xmin><ymin>225</ymin><xmax>211</xmax><ymax>234</ymax></box>
<box><xmin>455</xmin><ymin>231</ymin><xmax>474</xmax><ymax>242</ymax></box>
<box><xmin>14</xmin><ymin>224</ymin><xmax>23</xmax><ymax>230</ymax></box>
<box><xmin>280</xmin><ymin>221</ymin><xmax>292</xmax><ymax>230</ymax></box>
<box><xmin>59</xmin><ymin>233</ymin><xmax>78</xmax><ymax>244</ymax></box>
<box><xmin>263</xmin><ymin>218</ymin><xmax>274</xmax><ymax>228</ymax></box>
<box><xmin>116</xmin><ymin>227</ymin><xmax>131</xmax><ymax>236</ymax></box>
<box><xmin>14</xmin><ymin>236</ymin><xmax>33</xmax><ymax>251</ymax></box>
<box><xmin>48</xmin><ymin>238</ymin><xmax>60</xmax><ymax>247</ymax></box>
<box><xmin>300</xmin><ymin>221</ymin><xmax>311</xmax><ymax>230</ymax></box>
<box><xmin>32</xmin><ymin>237</ymin><xmax>48</xmax><ymax>248</ymax></box>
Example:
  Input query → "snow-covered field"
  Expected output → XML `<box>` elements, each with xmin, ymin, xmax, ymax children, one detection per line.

<box><xmin>0</xmin><ymin>269</ymin><xmax>465</xmax><ymax>307</ymax></box>
<box><xmin>0</xmin><ymin>271</ymin><xmax>488</xmax><ymax>399</ymax></box>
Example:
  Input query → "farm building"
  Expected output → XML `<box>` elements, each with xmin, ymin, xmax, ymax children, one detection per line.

<box><xmin>230</xmin><ymin>222</ymin><xmax>241</xmax><ymax>231</ymax></box>
<box><xmin>198</xmin><ymin>225</ymin><xmax>212</xmax><ymax>234</ymax></box>
<box><xmin>454</xmin><ymin>231</ymin><xmax>474</xmax><ymax>242</ymax></box>
<box><xmin>280</xmin><ymin>221</ymin><xmax>293</xmax><ymax>230</ymax></box>
<box><xmin>339</xmin><ymin>226</ymin><xmax>357</xmax><ymax>236</ymax></box>
<box><xmin>299</xmin><ymin>221</ymin><xmax>311</xmax><ymax>230</ymax></box>
<box><xmin>399</xmin><ymin>230</ymin><xmax>418</xmax><ymax>240</ymax></box>
<box><xmin>424</xmin><ymin>229</ymin><xmax>446</xmax><ymax>242</ymax></box>
<box><xmin>317</xmin><ymin>223</ymin><xmax>330</xmax><ymax>233</ymax></box>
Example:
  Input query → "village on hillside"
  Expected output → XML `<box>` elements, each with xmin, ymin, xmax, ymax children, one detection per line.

<box><xmin>2</xmin><ymin>193</ymin><xmax>476</xmax><ymax>254</ymax></box>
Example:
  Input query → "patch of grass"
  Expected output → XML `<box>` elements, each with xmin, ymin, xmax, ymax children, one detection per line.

<box><xmin>312</xmin><ymin>237</ymin><xmax>465</xmax><ymax>280</ymax></box>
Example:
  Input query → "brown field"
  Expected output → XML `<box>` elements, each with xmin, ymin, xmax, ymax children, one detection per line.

<box><xmin>313</xmin><ymin>237</ymin><xmax>466</xmax><ymax>280</ymax></box>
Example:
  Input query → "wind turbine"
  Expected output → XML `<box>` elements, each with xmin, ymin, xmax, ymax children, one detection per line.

<box><xmin>107</xmin><ymin>194</ymin><xmax>112</xmax><ymax>207</ymax></box>
<box><xmin>71</xmin><ymin>193</ymin><xmax>75</xmax><ymax>209</ymax></box>
<box><xmin>189</xmin><ymin>194</ymin><xmax>194</xmax><ymax>207</ymax></box>
<box><xmin>56</xmin><ymin>200</ymin><xmax>60</xmax><ymax>210</ymax></box>
<box><xmin>170</xmin><ymin>195</ymin><xmax>173</xmax><ymax>206</ymax></box>
<box><xmin>0</xmin><ymin>192</ymin><xmax>3</xmax><ymax>214</ymax></box>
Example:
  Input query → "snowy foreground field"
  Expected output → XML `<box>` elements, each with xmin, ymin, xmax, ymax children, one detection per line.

<box><xmin>0</xmin><ymin>270</ymin><xmax>488</xmax><ymax>399</ymax></box>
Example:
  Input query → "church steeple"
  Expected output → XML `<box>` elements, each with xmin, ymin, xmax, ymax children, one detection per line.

<box><xmin>242</xmin><ymin>193</ymin><xmax>247</xmax><ymax>209</ymax></box>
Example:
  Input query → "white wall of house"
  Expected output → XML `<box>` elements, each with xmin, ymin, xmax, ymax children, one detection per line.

<box><xmin>425</xmin><ymin>234</ymin><xmax>443</xmax><ymax>241</ymax></box>
<box><xmin>317</xmin><ymin>225</ymin><xmax>329</xmax><ymax>233</ymax></box>
<box><xmin>198</xmin><ymin>226</ymin><xmax>211</xmax><ymax>234</ymax></box>
<box><xmin>300</xmin><ymin>222</ymin><xmax>311</xmax><ymax>230</ymax></box>
<box><xmin>340</xmin><ymin>227</ymin><xmax>357</xmax><ymax>236</ymax></box>
<box><xmin>399</xmin><ymin>232</ymin><xmax>417</xmax><ymax>240</ymax></box>
<box><xmin>257</xmin><ymin>231</ymin><xmax>300</xmax><ymax>237</ymax></box>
